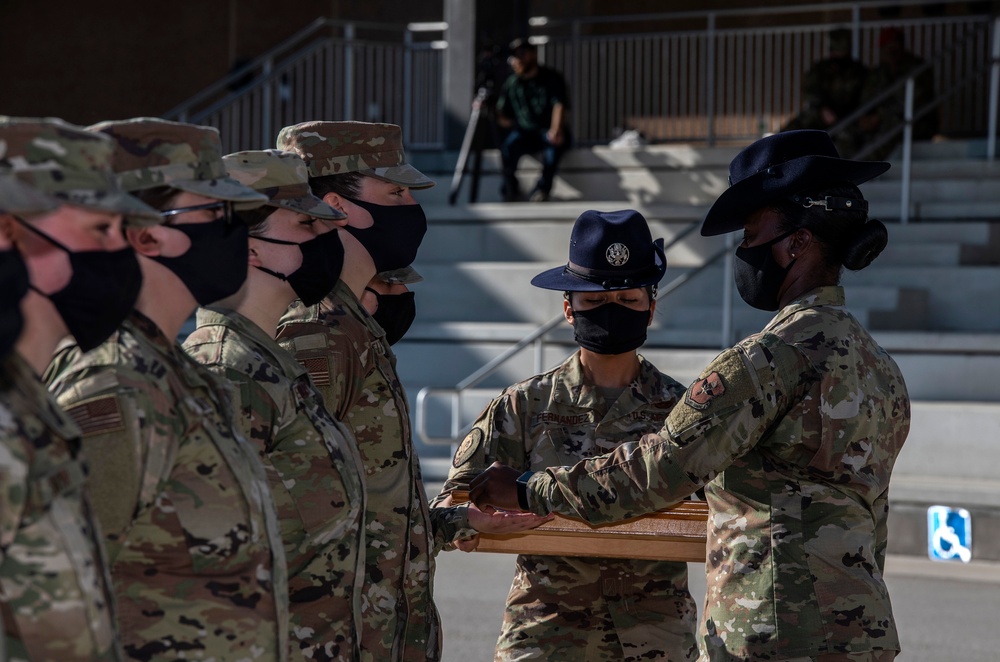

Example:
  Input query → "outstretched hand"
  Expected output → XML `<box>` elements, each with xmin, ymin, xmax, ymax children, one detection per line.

<box><xmin>466</xmin><ymin>500</ymin><xmax>552</xmax><ymax>537</ymax></box>
<box><xmin>469</xmin><ymin>461</ymin><xmax>525</xmax><ymax>512</ymax></box>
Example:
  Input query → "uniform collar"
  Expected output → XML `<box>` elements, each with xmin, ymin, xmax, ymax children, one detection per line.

<box><xmin>763</xmin><ymin>285</ymin><xmax>846</xmax><ymax>332</ymax></box>
<box><xmin>552</xmin><ymin>350</ymin><xmax>674</xmax><ymax>416</ymax></box>
<box><xmin>328</xmin><ymin>279</ymin><xmax>387</xmax><ymax>342</ymax></box>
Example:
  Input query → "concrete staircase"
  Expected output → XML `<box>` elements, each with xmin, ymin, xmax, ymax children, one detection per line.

<box><xmin>401</xmin><ymin>139</ymin><xmax>1000</xmax><ymax>562</ymax></box>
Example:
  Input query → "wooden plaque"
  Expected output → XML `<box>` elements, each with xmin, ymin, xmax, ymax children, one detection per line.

<box><xmin>449</xmin><ymin>491</ymin><xmax>708</xmax><ymax>562</ymax></box>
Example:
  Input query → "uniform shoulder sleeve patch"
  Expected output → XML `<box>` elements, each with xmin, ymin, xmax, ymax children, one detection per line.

<box><xmin>453</xmin><ymin>428</ymin><xmax>484</xmax><ymax>468</ymax></box>
<box><xmin>684</xmin><ymin>371</ymin><xmax>726</xmax><ymax>410</ymax></box>
<box><xmin>66</xmin><ymin>396</ymin><xmax>125</xmax><ymax>436</ymax></box>
<box><xmin>301</xmin><ymin>356</ymin><xmax>331</xmax><ymax>387</ymax></box>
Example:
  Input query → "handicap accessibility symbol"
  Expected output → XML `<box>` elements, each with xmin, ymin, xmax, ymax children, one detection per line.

<box><xmin>927</xmin><ymin>505</ymin><xmax>972</xmax><ymax>563</ymax></box>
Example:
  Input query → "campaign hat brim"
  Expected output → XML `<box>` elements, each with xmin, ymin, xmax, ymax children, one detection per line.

<box><xmin>531</xmin><ymin>238</ymin><xmax>667</xmax><ymax>291</ymax></box>
<box><xmin>701</xmin><ymin>155</ymin><xmax>889</xmax><ymax>237</ymax></box>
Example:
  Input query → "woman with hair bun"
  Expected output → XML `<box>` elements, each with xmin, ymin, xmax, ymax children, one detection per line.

<box><xmin>470</xmin><ymin>130</ymin><xmax>911</xmax><ymax>662</ymax></box>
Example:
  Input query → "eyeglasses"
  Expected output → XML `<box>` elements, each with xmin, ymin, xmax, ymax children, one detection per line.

<box><xmin>159</xmin><ymin>201</ymin><xmax>231</xmax><ymax>225</ymax></box>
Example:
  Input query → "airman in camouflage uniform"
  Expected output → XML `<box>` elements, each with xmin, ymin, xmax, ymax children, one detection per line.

<box><xmin>471</xmin><ymin>132</ymin><xmax>910</xmax><ymax>661</ymax></box>
<box><xmin>0</xmin><ymin>117</ymin><xmax>160</xmax><ymax>661</ymax></box>
<box><xmin>436</xmin><ymin>209</ymin><xmax>698</xmax><ymax>661</ymax></box>
<box><xmin>184</xmin><ymin>149</ymin><xmax>367</xmax><ymax>660</ymax></box>
<box><xmin>44</xmin><ymin>118</ymin><xmax>290</xmax><ymax>661</ymax></box>
<box><xmin>782</xmin><ymin>29</ymin><xmax>868</xmax><ymax>155</ymax></box>
<box><xmin>275</xmin><ymin>122</ymin><xmax>477</xmax><ymax>661</ymax></box>
<box><xmin>856</xmin><ymin>28</ymin><xmax>938</xmax><ymax>159</ymax></box>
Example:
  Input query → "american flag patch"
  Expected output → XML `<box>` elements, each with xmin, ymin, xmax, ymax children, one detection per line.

<box><xmin>67</xmin><ymin>396</ymin><xmax>125</xmax><ymax>436</ymax></box>
<box><xmin>302</xmin><ymin>357</ymin><xmax>331</xmax><ymax>387</ymax></box>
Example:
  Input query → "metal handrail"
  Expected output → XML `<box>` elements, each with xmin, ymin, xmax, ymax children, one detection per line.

<box><xmin>163</xmin><ymin>18</ymin><xmax>420</xmax><ymax>123</ymax></box>
<box><xmin>531</xmin><ymin>0</ymin><xmax>972</xmax><ymax>28</ymax></box>
<box><xmin>415</xmin><ymin>225</ymin><xmax>731</xmax><ymax>446</ymax></box>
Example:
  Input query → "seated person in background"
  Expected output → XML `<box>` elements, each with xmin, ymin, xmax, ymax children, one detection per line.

<box><xmin>856</xmin><ymin>27</ymin><xmax>938</xmax><ymax>159</ymax></box>
<box><xmin>783</xmin><ymin>27</ymin><xmax>868</xmax><ymax>155</ymax></box>
<box><xmin>496</xmin><ymin>38</ymin><xmax>571</xmax><ymax>203</ymax></box>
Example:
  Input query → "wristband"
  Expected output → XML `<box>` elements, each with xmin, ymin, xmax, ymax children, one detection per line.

<box><xmin>515</xmin><ymin>471</ymin><xmax>535</xmax><ymax>511</ymax></box>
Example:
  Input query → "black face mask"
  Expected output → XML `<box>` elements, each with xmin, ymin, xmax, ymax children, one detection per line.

<box><xmin>366</xmin><ymin>288</ymin><xmax>416</xmax><ymax>345</ymax></box>
<box><xmin>253</xmin><ymin>229</ymin><xmax>345</xmax><ymax>306</ymax></box>
<box><xmin>342</xmin><ymin>196</ymin><xmax>427</xmax><ymax>272</ymax></box>
<box><xmin>0</xmin><ymin>249</ymin><xmax>29</xmax><ymax>357</ymax></box>
<box><xmin>571</xmin><ymin>302</ymin><xmax>650</xmax><ymax>355</ymax></box>
<box><xmin>734</xmin><ymin>230</ymin><xmax>796</xmax><ymax>311</ymax></box>
<box><xmin>153</xmin><ymin>216</ymin><xmax>249</xmax><ymax>306</ymax></box>
<box><xmin>17</xmin><ymin>220</ymin><xmax>142</xmax><ymax>352</ymax></box>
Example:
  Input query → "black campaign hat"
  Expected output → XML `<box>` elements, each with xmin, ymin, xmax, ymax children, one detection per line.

<box><xmin>531</xmin><ymin>209</ymin><xmax>667</xmax><ymax>292</ymax></box>
<box><xmin>701</xmin><ymin>130</ymin><xmax>890</xmax><ymax>237</ymax></box>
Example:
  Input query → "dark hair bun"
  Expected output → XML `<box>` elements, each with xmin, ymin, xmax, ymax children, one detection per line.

<box><xmin>843</xmin><ymin>219</ymin><xmax>888</xmax><ymax>270</ymax></box>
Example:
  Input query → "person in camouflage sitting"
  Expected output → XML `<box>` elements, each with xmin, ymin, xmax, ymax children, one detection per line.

<box><xmin>184</xmin><ymin>148</ymin><xmax>368</xmax><ymax>660</ymax></box>
<box><xmin>434</xmin><ymin>208</ymin><xmax>698</xmax><ymax>661</ymax></box>
<box><xmin>0</xmin><ymin>116</ymin><xmax>160</xmax><ymax>661</ymax></box>
<box><xmin>45</xmin><ymin>118</ymin><xmax>290</xmax><ymax>661</ymax></box>
<box><xmin>471</xmin><ymin>130</ymin><xmax>911</xmax><ymax>662</ymax></box>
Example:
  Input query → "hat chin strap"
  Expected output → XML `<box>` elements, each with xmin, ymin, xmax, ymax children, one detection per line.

<box><xmin>791</xmin><ymin>195</ymin><xmax>868</xmax><ymax>212</ymax></box>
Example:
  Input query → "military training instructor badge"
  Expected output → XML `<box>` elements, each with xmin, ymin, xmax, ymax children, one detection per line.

<box><xmin>453</xmin><ymin>428</ymin><xmax>484</xmax><ymax>468</ymax></box>
<box><xmin>685</xmin><ymin>371</ymin><xmax>726</xmax><ymax>410</ymax></box>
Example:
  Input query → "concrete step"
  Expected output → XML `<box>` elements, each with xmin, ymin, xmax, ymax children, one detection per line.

<box><xmin>410</xmin><ymin>261</ymin><xmax>927</xmax><ymax>329</ymax></box>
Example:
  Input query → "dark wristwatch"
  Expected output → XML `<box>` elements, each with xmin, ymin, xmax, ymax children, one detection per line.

<box><xmin>515</xmin><ymin>471</ymin><xmax>535</xmax><ymax>510</ymax></box>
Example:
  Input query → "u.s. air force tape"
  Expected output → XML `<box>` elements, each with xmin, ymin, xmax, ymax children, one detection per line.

<box><xmin>453</xmin><ymin>428</ymin><xmax>484</xmax><ymax>468</ymax></box>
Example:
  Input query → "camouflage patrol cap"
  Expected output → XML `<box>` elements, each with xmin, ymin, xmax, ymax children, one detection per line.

<box><xmin>276</xmin><ymin>121</ymin><xmax>435</xmax><ymax>189</ymax></box>
<box><xmin>377</xmin><ymin>266</ymin><xmax>423</xmax><ymax>285</ymax></box>
<box><xmin>0</xmin><ymin>168</ymin><xmax>57</xmax><ymax>215</ymax></box>
<box><xmin>0</xmin><ymin>117</ymin><xmax>161</xmax><ymax>224</ymax></box>
<box><xmin>222</xmin><ymin>149</ymin><xmax>346</xmax><ymax>220</ymax></box>
<box><xmin>89</xmin><ymin>117</ymin><xmax>268</xmax><ymax>205</ymax></box>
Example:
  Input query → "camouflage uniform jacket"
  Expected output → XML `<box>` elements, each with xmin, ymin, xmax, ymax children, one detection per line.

<box><xmin>45</xmin><ymin>311</ymin><xmax>289</xmax><ymax>662</ymax></box>
<box><xmin>183</xmin><ymin>307</ymin><xmax>366</xmax><ymax>661</ymax></box>
<box><xmin>523</xmin><ymin>287</ymin><xmax>910</xmax><ymax>660</ymax></box>
<box><xmin>0</xmin><ymin>353</ymin><xmax>121</xmax><ymax>661</ymax></box>
<box><xmin>434</xmin><ymin>351</ymin><xmax>698</xmax><ymax>661</ymax></box>
<box><xmin>277</xmin><ymin>280</ymin><xmax>473</xmax><ymax>662</ymax></box>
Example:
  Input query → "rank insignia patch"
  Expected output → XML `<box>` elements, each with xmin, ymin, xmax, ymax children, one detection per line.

<box><xmin>685</xmin><ymin>371</ymin><xmax>726</xmax><ymax>410</ymax></box>
<box><xmin>453</xmin><ymin>428</ymin><xmax>483</xmax><ymax>468</ymax></box>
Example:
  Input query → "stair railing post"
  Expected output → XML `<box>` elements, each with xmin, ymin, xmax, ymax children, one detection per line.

<box><xmin>988</xmin><ymin>16</ymin><xmax>1000</xmax><ymax>163</ymax></box>
<box><xmin>571</xmin><ymin>19</ymin><xmax>582</xmax><ymax>139</ymax></box>
<box><xmin>403</xmin><ymin>28</ymin><xmax>413</xmax><ymax>144</ymax></box>
<box><xmin>534</xmin><ymin>337</ymin><xmax>544</xmax><ymax>376</ymax></box>
<box><xmin>706</xmin><ymin>13</ymin><xmax>717</xmax><ymax>146</ymax></box>
<box><xmin>344</xmin><ymin>23</ymin><xmax>355</xmax><ymax>120</ymax></box>
<box><xmin>721</xmin><ymin>232</ymin><xmax>734</xmax><ymax>348</ymax></box>
<box><xmin>261</xmin><ymin>56</ymin><xmax>274</xmax><ymax>152</ymax></box>
<box><xmin>901</xmin><ymin>77</ymin><xmax>915</xmax><ymax>225</ymax></box>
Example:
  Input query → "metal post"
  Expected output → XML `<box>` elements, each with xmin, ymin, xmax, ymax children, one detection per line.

<box><xmin>403</xmin><ymin>29</ymin><xmax>413</xmax><ymax>143</ymax></box>
<box><xmin>572</xmin><ymin>20</ymin><xmax>582</xmax><ymax>137</ymax></box>
<box><xmin>850</xmin><ymin>4</ymin><xmax>861</xmax><ymax>61</ymax></box>
<box><xmin>343</xmin><ymin>23</ymin><xmax>355</xmax><ymax>120</ymax></box>
<box><xmin>261</xmin><ymin>57</ymin><xmax>273</xmax><ymax>151</ymax></box>
<box><xmin>988</xmin><ymin>16</ymin><xmax>1000</xmax><ymax>163</ymax></box>
<box><xmin>706</xmin><ymin>14</ymin><xmax>717</xmax><ymax>146</ymax></box>
<box><xmin>721</xmin><ymin>233</ymin><xmax>735</xmax><ymax>348</ymax></box>
<box><xmin>534</xmin><ymin>338</ymin><xmax>544</xmax><ymax>375</ymax></box>
<box><xmin>451</xmin><ymin>392</ymin><xmax>461</xmax><ymax>440</ymax></box>
<box><xmin>901</xmin><ymin>77</ymin><xmax>914</xmax><ymax>224</ymax></box>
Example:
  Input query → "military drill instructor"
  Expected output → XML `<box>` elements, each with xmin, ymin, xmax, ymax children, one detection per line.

<box><xmin>471</xmin><ymin>130</ymin><xmax>910</xmax><ymax>662</ymax></box>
